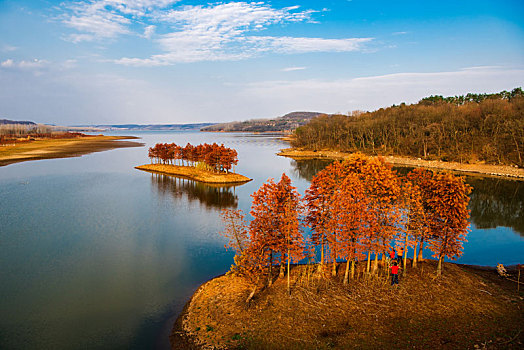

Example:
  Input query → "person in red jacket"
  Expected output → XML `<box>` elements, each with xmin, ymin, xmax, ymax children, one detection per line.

<box><xmin>389</xmin><ymin>248</ymin><xmax>396</xmax><ymax>261</ymax></box>
<box><xmin>391</xmin><ymin>261</ymin><xmax>399</xmax><ymax>286</ymax></box>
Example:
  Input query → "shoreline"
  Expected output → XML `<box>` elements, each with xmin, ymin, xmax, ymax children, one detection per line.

<box><xmin>135</xmin><ymin>164</ymin><xmax>252</xmax><ymax>184</ymax></box>
<box><xmin>0</xmin><ymin>135</ymin><xmax>143</xmax><ymax>167</ymax></box>
<box><xmin>278</xmin><ymin>148</ymin><xmax>524</xmax><ymax>180</ymax></box>
<box><xmin>171</xmin><ymin>260</ymin><xmax>523</xmax><ymax>349</ymax></box>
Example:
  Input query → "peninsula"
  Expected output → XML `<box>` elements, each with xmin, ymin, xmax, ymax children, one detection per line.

<box><xmin>0</xmin><ymin>134</ymin><xmax>142</xmax><ymax>167</ymax></box>
<box><xmin>278</xmin><ymin>148</ymin><xmax>524</xmax><ymax>180</ymax></box>
<box><xmin>172</xmin><ymin>261</ymin><xmax>523</xmax><ymax>349</ymax></box>
<box><xmin>171</xmin><ymin>155</ymin><xmax>523</xmax><ymax>349</ymax></box>
<box><xmin>285</xmin><ymin>88</ymin><xmax>524</xmax><ymax>180</ymax></box>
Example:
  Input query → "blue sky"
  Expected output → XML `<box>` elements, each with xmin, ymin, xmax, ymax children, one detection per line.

<box><xmin>0</xmin><ymin>0</ymin><xmax>523</xmax><ymax>125</ymax></box>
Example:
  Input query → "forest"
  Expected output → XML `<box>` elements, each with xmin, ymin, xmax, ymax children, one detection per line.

<box><xmin>221</xmin><ymin>154</ymin><xmax>472</xmax><ymax>298</ymax></box>
<box><xmin>148</xmin><ymin>142</ymin><xmax>238</xmax><ymax>173</ymax></box>
<box><xmin>292</xmin><ymin>88</ymin><xmax>524</xmax><ymax>167</ymax></box>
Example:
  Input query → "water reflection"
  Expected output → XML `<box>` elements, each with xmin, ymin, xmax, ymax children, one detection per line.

<box><xmin>290</xmin><ymin>160</ymin><xmax>524</xmax><ymax>236</ymax></box>
<box><xmin>467</xmin><ymin>177</ymin><xmax>523</xmax><ymax>236</ymax></box>
<box><xmin>289</xmin><ymin>159</ymin><xmax>334</xmax><ymax>182</ymax></box>
<box><xmin>150</xmin><ymin>173</ymin><xmax>239</xmax><ymax>210</ymax></box>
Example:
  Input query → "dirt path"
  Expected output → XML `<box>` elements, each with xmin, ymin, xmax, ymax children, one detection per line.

<box><xmin>278</xmin><ymin>148</ymin><xmax>524</xmax><ymax>180</ymax></box>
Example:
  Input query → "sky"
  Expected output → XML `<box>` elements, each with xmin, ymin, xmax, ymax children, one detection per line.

<box><xmin>0</xmin><ymin>0</ymin><xmax>523</xmax><ymax>125</ymax></box>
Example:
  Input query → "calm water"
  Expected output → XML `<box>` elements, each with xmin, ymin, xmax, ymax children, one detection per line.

<box><xmin>0</xmin><ymin>132</ymin><xmax>522</xmax><ymax>349</ymax></box>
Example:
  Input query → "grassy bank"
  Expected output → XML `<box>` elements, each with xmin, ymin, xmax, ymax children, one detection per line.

<box><xmin>135</xmin><ymin>164</ymin><xmax>252</xmax><ymax>184</ymax></box>
<box><xmin>278</xmin><ymin>148</ymin><xmax>524</xmax><ymax>180</ymax></box>
<box><xmin>171</xmin><ymin>260</ymin><xmax>523</xmax><ymax>349</ymax></box>
<box><xmin>0</xmin><ymin>135</ymin><xmax>143</xmax><ymax>166</ymax></box>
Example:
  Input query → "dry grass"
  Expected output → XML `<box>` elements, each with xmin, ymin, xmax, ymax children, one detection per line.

<box><xmin>135</xmin><ymin>164</ymin><xmax>252</xmax><ymax>184</ymax></box>
<box><xmin>172</xmin><ymin>260</ymin><xmax>523</xmax><ymax>349</ymax></box>
<box><xmin>277</xmin><ymin>148</ymin><xmax>524</xmax><ymax>180</ymax></box>
<box><xmin>0</xmin><ymin>135</ymin><xmax>142</xmax><ymax>166</ymax></box>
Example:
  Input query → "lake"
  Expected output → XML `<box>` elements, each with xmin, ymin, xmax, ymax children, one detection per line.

<box><xmin>0</xmin><ymin>131</ymin><xmax>522</xmax><ymax>349</ymax></box>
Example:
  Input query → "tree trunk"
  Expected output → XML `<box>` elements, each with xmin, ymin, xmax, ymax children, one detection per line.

<box><xmin>268</xmin><ymin>252</ymin><xmax>273</xmax><ymax>286</ymax></box>
<box><xmin>437</xmin><ymin>255</ymin><xmax>443</xmax><ymax>276</ymax></box>
<box><xmin>418</xmin><ymin>237</ymin><xmax>424</xmax><ymax>261</ymax></box>
<box><xmin>318</xmin><ymin>237</ymin><xmax>324</xmax><ymax>273</ymax></box>
<box><xmin>350</xmin><ymin>260</ymin><xmax>356</xmax><ymax>279</ymax></box>
<box><xmin>412</xmin><ymin>241</ymin><xmax>418</xmax><ymax>268</ymax></box>
<box><xmin>287</xmin><ymin>249</ymin><xmax>291</xmax><ymax>295</ymax></box>
<box><xmin>279</xmin><ymin>259</ymin><xmax>285</xmax><ymax>278</ymax></box>
<box><xmin>343</xmin><ymin>259</ymin><xmax>350</xmax><ymax>284</ymax></box>
<box><xmin>246</xmin><ymin>285</ymin><xmax>257</xmax><ymax>303</ymax></box>
<box><xmin>372</xmin><ymin>254</ymin><xmax>378</xmax><ymax>274</ymax></box>
<box><xmin>366</xmin><ymin>251</ymin><xmax>371</xmax><ymax>274</ymax></box>
<box><xmin>332</xmin><ymin>242</ymin><xmax>337</xmax><ymax>277</ymax></box>
<box><xmin>246</xmin><ymin>276</ymin><xmax>260</xmax><ymax>303</ymax></box>
<box><xmin>403</xmin><ymin>232</ymin><xmax>409</xmax><ymax>273</ymax></box>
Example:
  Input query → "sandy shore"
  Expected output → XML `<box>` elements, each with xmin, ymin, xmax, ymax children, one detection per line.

<box><xmin>0</xmin><ymin>135</ymin><xmax>143</xmax><ymax>167</ymax></box>
<box><xmin>278</xmin><ymin>148</ymin><xmax>524</xmax><ymax>180</ymax></box>
<box><xmin>135</xmin><ymin>164</ymin><xmax>252</xmax><ymax>184</ymax></box>
<box><xmin>171</xmin><ymin>261</ymin><xmax>523</xmax><ymax>349</ymax></box>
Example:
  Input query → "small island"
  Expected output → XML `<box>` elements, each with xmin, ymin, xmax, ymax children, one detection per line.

<box><xmin>136</xmin><ymin>142</ymin><xmax>251</xmax><ymax>184</ymax></box>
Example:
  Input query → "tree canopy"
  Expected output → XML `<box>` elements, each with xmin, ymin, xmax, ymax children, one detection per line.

<box><xmin>148</xmin><ymin>142</ymin><xmax>238</xmax><ymax>173</ymax></box>
<box><xmin>221</xmin><ymin>154</ymin><xmax>473</xmax><ymax>298</ymax></box>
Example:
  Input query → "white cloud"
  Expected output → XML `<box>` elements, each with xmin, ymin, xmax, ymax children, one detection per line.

<box><xmin>239</xmin><ymin>66</ymin><xmax>524</xmax><ymax>115</ymax></box>
<box><xmin>2</xmin><ymin>64</ymin><xmax>522</xmax><ymax>125</ymax></box>
<box><xmin>2</xmin><ymin>45</ymin><xmax>18</xmax><ymax>52</ymax></box>
<box><xmin>247</xmin><ymin>36</ymin><xmax>371</xmax><ymax>54</ymax></box>
<box><xmin>60</xmin><ymin>0</ymin><xmax>180</xmax><ymax>42</ymax></box>
<box><xmin>62</xmin><ymin>1</ymin><xmax>131</xmax><ymax>42</ymax></box>
<box><xmin>59</xmin><ymin>1</ymin><xmax>371</xmax><ymax>64</ymax></box>
<box><xmin>1</xmin><ymin>58</ymin><xmax>50</xmax><ymax>69</ymax></box>
<box><xmin>115</xmin><ymin>2</ymin><xmax>370</xmax><ymax>65</ymax></box>
<box><xmin>0</xmin><ymin>59</ymin><xmax>14</xmax><ymax>68</ymax></box>
<box><xmin>282</xmin><ymin>66</ymin><xmax>306</xmax><ymax>72</ymax></box>
<box><xmin>143</xmin><ymin>25</ymin><xmax>156</xmax><ymax>39</ymax></box>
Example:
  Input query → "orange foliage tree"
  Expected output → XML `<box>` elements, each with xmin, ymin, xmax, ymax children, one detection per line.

<box><xmin>400</xmin><ymin>180</ymin><xmax>428</xmax><ymax>271</ymax></box>
<box><xmin>304</xmin><ymin>164</ymin><xmax>338</xmax><ymax>272</ymax></box>
<box><xmin>344</xmin><ymin>154</ymin><xmax>403</xmax><ymax>274</ymax></box>
<box><xmin>147</xmin><ymin>142</ymin><xmax>238</xmax><ymax>172</ymax></box>
<box><xmin>329</xmin><ymin>173</ymin><xmax>374</xmax><ymax>283</ymax></box>
<box><xmin>220</xmin><ymin>154</ymin><xmax>472</xmax><ymax>297</ymax></box>
<box><xmin>306</xmin><ymin>154</ymin><xmax>403</xmax><ymax>276</ymax></box>
<box><xmin>248</xmin><ymin>174</ymin><xmax>304</xmax><ymax>291</ymax></box>
<box><xmin>219</xmin><ymin>209</ymin><xmax>249</xmax><ymax>275</ymax></box>
<box><xmin>408</xmin><ymin>168</ymin><xmax>472</xmax><ymax>275</ymax></box>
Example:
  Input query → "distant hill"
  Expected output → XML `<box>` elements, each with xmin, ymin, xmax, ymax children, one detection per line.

<box><xmin>86</xmin><ymin>123</ymin><xmax>216</xmax><ymax>131</ymax></box>
<box><xmin>200</xmin><ymin>112</ymin><xmax>324</xmax><ymax>132</ymax></box>
<box><xmin>0</xmin><ymin>119</ymin><xmax>36</xmax><ymax>125</ymax></box>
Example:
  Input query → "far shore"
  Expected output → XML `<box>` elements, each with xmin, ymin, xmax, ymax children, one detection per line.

<box><xmin>278</xmin><ymin>148</ymin><xmax>524</xmax><ymax>180</ymax></box>
<box><xmin>0</xmin><ymin>135</ymin><xmax>143</xmax><ymax>167</ymax></box>
<box><xmin>135</xmin><ymin>164</ymin><xmax>252</xmax><ymax>184</ymax></box>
